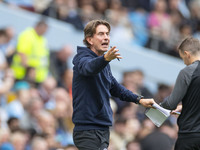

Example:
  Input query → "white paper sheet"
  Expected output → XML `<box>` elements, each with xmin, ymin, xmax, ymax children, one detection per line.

<box><xmin>145</xmin><ymin>103</ymin><xmax>171</xmax><ymax>127</ymax></box>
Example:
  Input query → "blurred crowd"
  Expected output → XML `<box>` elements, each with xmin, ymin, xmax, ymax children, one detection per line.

<box><xmin>0</xmin><ymin>0</ymin><xmax>199</xmax><ymax>150</ymax></box>
<box><xmin>1</xmin><ymin>0</ymin><xmax>200</xmax><ymax>57</ymax></box>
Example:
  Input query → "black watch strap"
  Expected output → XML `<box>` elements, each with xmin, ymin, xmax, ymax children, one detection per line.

<box><xmin>135</xmin><ymin>95</ymin><xmax>144</xmax><ymax>104</ymax></box>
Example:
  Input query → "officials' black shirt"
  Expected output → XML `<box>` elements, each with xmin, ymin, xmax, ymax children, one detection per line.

<box><xmin>161</xmin><ymin>60</ymin><xmax>200</xmax><ymax>134</ymax></box>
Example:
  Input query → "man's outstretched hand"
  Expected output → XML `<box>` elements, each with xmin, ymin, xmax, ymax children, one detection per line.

<box><xmin>139</xmin><ymin>98</ymin><xmax>155</xmax><ymax>108</ymax></box>
<box><xmin>104</xmin><ymin>46</ymin><xmax>122</xmax><ymax>61</ymax></box>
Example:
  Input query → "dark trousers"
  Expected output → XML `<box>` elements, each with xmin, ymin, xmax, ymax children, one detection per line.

<box><xmin>175</xmin><ymin>134</ymin><xmax>200</xmax><ymax>150</ymax></box>
<box><xmin>73</xmin><ymin>130</ymin><xmax>110</xmax><ymax>150</ymax></box>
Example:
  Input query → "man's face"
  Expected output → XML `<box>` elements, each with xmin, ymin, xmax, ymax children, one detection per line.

<box><xmin>88</xmin><ymin>24</ymin><xmax>110</xmax><ymax>56</ymax></box>
<box><xmin>36</xmin><ymin>24</ymin><xmax>48</xmax><ymax>36</ymax></box>
<box><xmin>0</xmin><ymin>35</ymin><xmax>8</xmax><ymax>45</ymax></box>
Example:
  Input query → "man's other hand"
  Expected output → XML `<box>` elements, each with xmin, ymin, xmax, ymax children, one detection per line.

<box><xmin>139</xmin><ymin>98</ymin><xmax>155</xmax><ymax>108</ymax></box>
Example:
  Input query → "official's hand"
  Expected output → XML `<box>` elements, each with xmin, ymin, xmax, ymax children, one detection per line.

<box><xmin>104</xmin><ymin>46</ymin><xmax>122</xmax><ymax>61</ymax></box>
<box><xmin>139</xmin><ymin>98</ymin><xmax>155</xmax><ymax>108</ymax></box>
<box><xmin>171</xmin><ymin>104</ymin><xmax>182</xmax><ymax>115</ymax></box>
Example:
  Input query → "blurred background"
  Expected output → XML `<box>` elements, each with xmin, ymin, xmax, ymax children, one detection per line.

<box><xmin>0</xmin><ymin>0</ymin><xmax>199</xmax><ymax>150</ymax></box>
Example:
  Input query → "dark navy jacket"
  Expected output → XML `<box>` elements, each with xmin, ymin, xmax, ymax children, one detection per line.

<box><xmin>72</xmin><ymin>46</ymin><xmax>139</xmax><ymax>131</ymax></box>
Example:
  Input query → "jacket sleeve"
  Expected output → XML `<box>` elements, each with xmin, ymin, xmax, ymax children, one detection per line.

<box><xmin>17</xmin><ymin>32</ymin><xmax>32</xmax><ymax>54</ymax></box>
<box><xmin>161</xmin><ymin>68</ymin><xmax>192</xmax><ymax>110</ymax></box>
<box><xmin>77</xmin><ymin>55</ymin><xmax>109</xmax><ymax>76</ymax></box>
<box><xmin>110</xmin><ymin>75</ymin><xmax>139</xmax><ymax>103</ymax></box>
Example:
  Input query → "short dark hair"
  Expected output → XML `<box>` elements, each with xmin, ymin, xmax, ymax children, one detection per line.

<box><xmin>178</xmin><ymin>36</ymin><xmax>200</xmax><ymax>55</ymax></box>
<box><xmin>83</xmin><ymin>20</ymin><xmax>111</xmax><ymax>47</ymax></box>
<box><xmin>35</xmin><ymin>17</ymin><xmax>48</xmax><ymax>27</ymax></box>
<box><xmin>0</xmin><ymin>29</ymin><xmax>7</xmax><ymax>37</ymax></box>
<box><xmin>7</xmin><ymin>117</ymin><xmax>18</xmax><ymax>125</ymax></box>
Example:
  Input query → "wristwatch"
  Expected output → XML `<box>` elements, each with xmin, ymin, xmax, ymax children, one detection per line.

<box><xmin>135</xmin><ymin>95</ymin><xmax>144</xmax><ymax>104</ymax></box>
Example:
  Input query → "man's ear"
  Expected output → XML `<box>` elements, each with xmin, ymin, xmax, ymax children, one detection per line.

<box><xmin>184</xmin><ymin>51</ymin><xmax>191</xmax><ymax>58</ymax></box>
<box><xmin>86</xmin><ymin>37</ymin><xmax>93</xmax><ymax>45</ymax></box>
